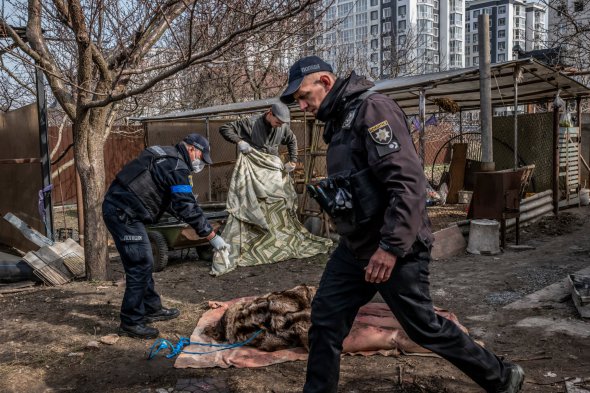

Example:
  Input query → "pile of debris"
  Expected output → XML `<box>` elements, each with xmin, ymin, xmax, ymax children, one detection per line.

<box><xmin>1</xmin><ymin>213</ymin><xmax>85</xmax><ymax>290</ymax></box>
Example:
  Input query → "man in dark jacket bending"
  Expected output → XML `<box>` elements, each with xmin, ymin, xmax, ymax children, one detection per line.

<box><xmin>280</xmin><ymin>56</ymin><xmax>524</xmax><ymax>393</ymax></box>
<box><xmin>103</xmin><ymin>134</ymin><xmax>229</xmax><ymax>339</ymax></box>
<box><xmin>219</xmin><ymin>102</ymin><xmax>298</xmax><ymax>172</ymax></box>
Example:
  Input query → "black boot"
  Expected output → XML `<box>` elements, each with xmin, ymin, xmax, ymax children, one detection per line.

<box><xmin>497</xmin><ymin>363</ymin><xmax>525</xmax><ymax>393</ymax></box>
<box><xmin>118</xmin><ymin>323</ymin><xmax>159</xmax><ymax>339</ymax></box>
<box><xmin>144</xmin><ymin>307</ymin><xmax>180</xmax><ymax>323</ymax></box>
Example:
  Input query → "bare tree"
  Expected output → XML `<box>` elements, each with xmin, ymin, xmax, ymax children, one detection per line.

<box><xmin>0</xmin><ymin>0</ymin><xmax>322</xmax><ymax>280</ymax></box>
<box><xmin>0</xmin><ymin>54</ymin><xmax>36</xmax><ymax>111</ymax></box>
<box><xmin>382</xmin><ymin>23</ymin><xmax>423</xmax><ymax>78</ymax></box>
<box><xmin>542</xmin><ymin>0</ymin><xmax>590</xmax><ymax>84</ymax></box>
<box><xmin>382</xmin><ymin>21</ymin><xmax>449</xmax><ymax>78</ymax></box>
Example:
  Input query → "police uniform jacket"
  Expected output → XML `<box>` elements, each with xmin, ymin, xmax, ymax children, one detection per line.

<box><xmin>316</xmin><ymin>72</ymin><xmax>433</xmax><ymax>259</ymax></box>
<box><xmin>104</xmin><ymin>143</ymin><xmax>213</xmax><ymax>237</ymax></box>
<box><xmin>219</xmin><ymin>113</ymin><xmax>298</xmax><ymax>162</ymax></box>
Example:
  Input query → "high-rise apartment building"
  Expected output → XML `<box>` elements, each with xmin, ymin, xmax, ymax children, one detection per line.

<box><xmin>525</xmin><ymin>3</ymin><xmax>547</xmax><ymax>51</ymax></box>
<box><xmin>465</xmin><ymin>0</ymin><xmax>546</xmax><ymax>67</ymax></box>
<box><xmin>441</xmin><ymin>0</ymin><xmax>468</xmax><ymax>70</ymax></box>
<box><xmin>316</xmin><ymin>0</ymin><xmax>465</xmax><ymax>78</ymax></box>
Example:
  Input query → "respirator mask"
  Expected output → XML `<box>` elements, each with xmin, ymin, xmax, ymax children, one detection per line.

<box><xmin>191</xmin><ymin>158</ymin><xmax>205</xmax><ymax>173</ymax></box>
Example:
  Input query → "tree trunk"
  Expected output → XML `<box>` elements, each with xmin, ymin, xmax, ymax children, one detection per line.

<box><xmin>74</xmin><ymin>107</ymin><xmax>110</xmax><ymax>280</ymax></box>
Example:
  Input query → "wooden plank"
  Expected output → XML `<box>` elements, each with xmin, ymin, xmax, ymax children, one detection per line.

<box><xmin>558</xmin><ymin>148</ymin><xmax>579</xmax><ymax>153</ymax></box>
<box><xmin>63</xmin><ymin>254</ymin><xmax>85</xmax><ymax>278</ymax></box>
<box><xmin>52</xmin><ymin>239</ymin><xmax>85</xmax><ymax>278</ymax></box>
<box><xmin>34</xmin><ymin>246</ymin><xmax>73</xmax><ymax>279</ymax></box>
<box><xmin>23</xmin><ymin>251</ymin><xmax>48</xmax><ymax>270</ymax></box>
<box><xmin>445</xmin><ymin>143</ymin><xmax>468</xmax><ymax>204</ymax></box>
<box><xmin>559</xmin><ymin>159</ymin><xmax>578</xmax><ymax>164</ymax></box>
<box><xmin>3</xmin><ymin>213</ymin><xmax>53</xmax><ymax>248</ymax></box>
<box><xmin>64</xmin><ymin>238</ymin><xmax>84</xmax><ymax>254</ymax></box>
<box><xmin>431</xmin><ymin>225</ymin><xmax>467</xmax><ymax>260</ymax></box>
<box><xmin>560</xmin><ymin>149</ymin><xmax>580</xmax><ymax>155</ymax></box>
<box><xmin>23</xmin><ymin>251</ymin><xmax>69</xmax><ymax>286</ymax></box>
<box><xmin>34</xmin><ymin>265</ymin><xmax>69</xmax><ymax>286</ymax></box>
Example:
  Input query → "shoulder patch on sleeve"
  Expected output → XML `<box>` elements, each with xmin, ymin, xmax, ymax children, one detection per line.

<box><xmin>368</xmin><ymin>120</ymin><xmax>401</xmax><ymax>157</ymax></box>
<box><xmin>368</xmin><ymin>121</ymin><xmax>393</xmax><ymax>145</ymax></box>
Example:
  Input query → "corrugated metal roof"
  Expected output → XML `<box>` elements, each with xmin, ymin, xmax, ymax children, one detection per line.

<box><xmin>133</xmin><ymin>58</ymin><xmax>590</xmax><ymax>122</ymax></box>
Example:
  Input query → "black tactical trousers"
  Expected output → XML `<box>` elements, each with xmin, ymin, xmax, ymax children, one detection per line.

<box><xmin>102</xmin><ymin>200</ymin><xmax>162</xmax><ymax>325</ymax></box>
<box><xmin>303</xmin><ymin>241</ymin><xmax>509</xmax><ymax>393</ymax></box>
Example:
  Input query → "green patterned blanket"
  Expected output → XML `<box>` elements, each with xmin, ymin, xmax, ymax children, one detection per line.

<box><xmin>210</xmin><ymin>150</ymin><xmax>332</xmax><ymax>276</ymax></box>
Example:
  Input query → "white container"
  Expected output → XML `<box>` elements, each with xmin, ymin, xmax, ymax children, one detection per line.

<box><xmin>458</xmin><ymin>190</ymin><xmax>473</xmax><ymax>204</ymax></box>
<box><xmin>580</xmin><ymin>188</ymin><xmax>589</xmax><ymax>206</ymax></box>
<box><xmin>466</xmin><ymin>219</ymin><xmax>500</xmax><ymax>255</ymax></box>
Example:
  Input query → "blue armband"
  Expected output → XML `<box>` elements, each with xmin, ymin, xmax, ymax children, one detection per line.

<box><xmin>170</xmin><ymin>185</ymin><xmax>193</xmax><ymax>193</ymax></box>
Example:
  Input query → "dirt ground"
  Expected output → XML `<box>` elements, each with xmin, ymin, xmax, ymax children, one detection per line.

<box><xmin>1</xmin><ymin>206</ymin><xmax>589</xmax><ymax>393</ymax></box>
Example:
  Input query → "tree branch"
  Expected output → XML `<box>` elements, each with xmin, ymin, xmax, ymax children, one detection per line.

<box><xmin>0</xmin><ymin>57</ymin><xmax>36</xmax><ymax>96</ymax></box>
<box><xmin>20</xmin><ymin>0</ymin><xmax>76</xmax><ymax>118</ymax></box>
<box><xmin>84</xmin><ymin>0</ymin><xmax>318</xmax><ymax>109</ymax></box>
<box><xmin>52</xmin><ymin>0</ymin><xmax>111</xmax><ymax>83</ymax></box>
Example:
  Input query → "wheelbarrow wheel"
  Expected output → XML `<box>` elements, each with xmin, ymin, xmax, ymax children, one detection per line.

<box><xmin>196</xmin><ymin>245</ymin><xmax>214</xmax><ymax>262</ymax></box>
<box><xmin>148</xmin><ymin>231</ymin><xmax>169</xmax><ymax>272</ymax></box>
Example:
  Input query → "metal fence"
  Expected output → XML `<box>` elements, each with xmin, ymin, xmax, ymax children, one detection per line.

<box><xmin>416</xmin><ymin>111</ymin><xmax>554</xmax><ymax>195</ymax></box>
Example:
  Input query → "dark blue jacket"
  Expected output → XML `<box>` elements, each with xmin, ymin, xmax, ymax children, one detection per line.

<box><xmin>104</xmin><ymin>143</ymin><xmax>213</xmax><ymax>237</ymax></box>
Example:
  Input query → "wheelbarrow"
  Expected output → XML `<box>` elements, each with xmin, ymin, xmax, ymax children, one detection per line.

<box><xmin>146</xmin><ymin>204</ymin><xmax>228</xmax><ymax>272</ymax></box>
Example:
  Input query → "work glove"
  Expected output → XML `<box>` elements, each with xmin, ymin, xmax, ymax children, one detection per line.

<box><xmin>209</xmin><ymin>234</ymin><xmax>230</xmax><ymax>252</ymax></box>
<box><xmin>284</xmin><ymin>162</ymin><xmax>297</xmax><ymax>173</ymax></box>
<box><xmin>238</xmin><ymin>140</ymin><xmax>253</xmax><ymax>154</ymax></box>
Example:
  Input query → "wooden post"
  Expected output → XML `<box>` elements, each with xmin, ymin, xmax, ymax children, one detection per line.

<box><xmin>478</xmin><ymin>13</ymin><xmax>494</xmax><ymax>171</ymax></box>
<box><xmin>553</xmin><ymin>105</ymin><xmax>560</xmax><ymax>216</ymax></box>
<box><xmin>577</xmin><ymin>96</ymin><xmax>586</xmax><ymax>187</ymax></box>
<box><xmin>419</xmin><ymin>89</ymin><xmax>426</xmax><ymax>167</ymax></box>
<box><xmin>459</xmin><ymin>109</ymin><xmax>464</xmax><ymax>144</ymax></box>
<box><xmin>206</xmin><ymin>116</ymin><xmax>212</xmax><ymax>201</ymax></box>
<box><xmin>513</xmin><ymin>66</ymin><xmax>520</xmax><ymax>170</ymax></box>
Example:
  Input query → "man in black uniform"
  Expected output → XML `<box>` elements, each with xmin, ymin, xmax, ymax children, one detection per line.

<box><xmin>280</xmin><ymin>56</ymin><xmax>524</xmax><ymax>393</ymax></box>
<box><xmin>103</xmin><ymin>134</ymin><xmax>229</xmax><ymax>339</ymax></box>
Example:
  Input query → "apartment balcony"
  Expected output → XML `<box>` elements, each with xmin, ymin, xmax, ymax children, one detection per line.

<box><xmin>418</xmin><ymin>13</ymin><xmax>435</xmax><ymax>20</ymax></box>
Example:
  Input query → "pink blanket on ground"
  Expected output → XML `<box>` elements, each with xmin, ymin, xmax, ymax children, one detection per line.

<box><xmin>174</xmin><ymin>298</ymin><xmax>468</xmax><ymax>369</ymax></box>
